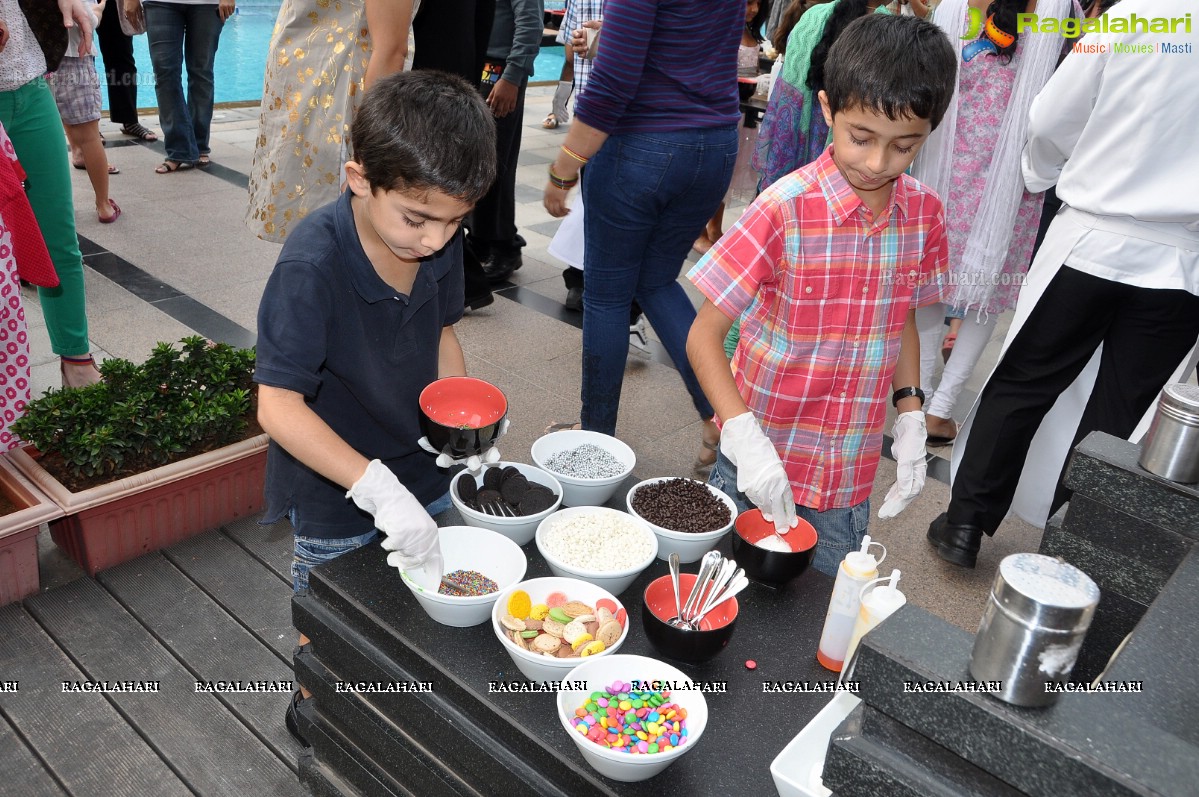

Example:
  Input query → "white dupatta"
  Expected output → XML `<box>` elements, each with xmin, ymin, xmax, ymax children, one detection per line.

<box><xmin>910</xmin><ymin>0</ymin><xmax>1070</xmax><ymax>313</ymax></box>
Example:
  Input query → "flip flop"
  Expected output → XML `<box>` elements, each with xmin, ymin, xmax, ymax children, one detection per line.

<box><xmin>73</xmin><ymin>162</ymin><xmax>119</xmax><ymax>174</ymax></box>
<box><xmin>99</xmin><ymin>199</ymin><xmax>121</xmax><ymax>224</ymax></box>
<box><xmin>155</xmin><ymin>160</ymin><xmax>194</xmax><ymax>174</ymax></box>
<box><xmin>197</xmin><ymin>155</ymin><xmax>212</xmax><ymax>169</ymax></box>
<box><xmin>121</xmin><ymin>123</ymin><xmax>158</xmax><ymax>141</ymax></box>
<box><xmin>544</xmin><ymin>421</ymin><xmax>581</xmax><ymax>434</ymax></box>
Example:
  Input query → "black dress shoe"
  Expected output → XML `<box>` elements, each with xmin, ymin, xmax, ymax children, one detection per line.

<box><xmin>927</xmin><ymin>512</ymin><xmax>983</xmax><ymax>569</ymax></box>
<box><xmin>564</xmin><ymin>285</ymin><xmax>583</xmax><ymax>311</ymax></box>
<box><xmin>483</xmin><ymin>250</ymin><xmax>522</xmax><ymax>283</ymax></box>
<box><xmin>285</xmin><ymin>691</ymin><xmax>311</xmax><ymax>747</ymax></box>
<box><xmin>465</xmin><ymin>292</ymin><xmax>494</xmax><ymax>311</ymax></box>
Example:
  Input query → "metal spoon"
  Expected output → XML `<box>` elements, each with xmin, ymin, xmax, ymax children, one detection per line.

<box><xmin>668</xmin><ymin>553</ymin><xmax>683</xmax><ymax>627</ymax></box>
<box><xmin>682</xmin><ymin>555</ymin><xmax>734</xmax><ymax>630</ymax></box>
<box><xmin>696</xmin><ymin>565</ymin><xmax>742</xmax><ymax>621</ymax></box>
<box><xmin>691</xmin><ymin>575</ymin><xmax>750</xmax><ymax>627</ymax></box>
<box><xmin>675</xmin><ymin>551</ymin><xmax>721</xmax><ymax>628</ymax></box>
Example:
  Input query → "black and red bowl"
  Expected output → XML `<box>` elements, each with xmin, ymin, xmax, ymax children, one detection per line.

<box><xmin>737</xmin><ymin>77</ymin><xmax>757</xmax><ymax>102</ymax></box>
<box><xmin>642</xmin><ymin>573</ymin><xmax>739</xmax><ymax>663</ymax></box>
<box><xmin>731</xmin><ymin>508</ymin><xmax>818</xmax><ymax>586</ymax></box>
<box><xmin>418</xmin><ymin>377</ymin><xmax>508</xmax><ymax>459</ymax></box>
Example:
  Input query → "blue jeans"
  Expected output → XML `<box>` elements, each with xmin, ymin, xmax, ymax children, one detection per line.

<box><xmin>708</xmin><ymin>450</ymin><xmax>870</xmax><ymax>578</ymax></box>
<box><xmin>290</xmin><ymin>492</ymin><xmax>452</xmax><ymax>592</ymax></box>
<box><xmin>580</xmin><ymin>127</ymin><xmax>738</xmax><ymax>435</ymax></box>
<box><xmin>144</xmin><ymin>2</ymin><xmax>224</xmax><ymax>163</ymax></box>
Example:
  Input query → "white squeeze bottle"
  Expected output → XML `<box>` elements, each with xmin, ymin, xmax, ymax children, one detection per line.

<box><xmin>816</xmin><ymin>536</ymin><xmax>886</xmax><ymax>672</ymax></box>
<box><xmin>842</xmin><ymin>570</ymin><xmax>907</xmax><ymax>674</ymax></box>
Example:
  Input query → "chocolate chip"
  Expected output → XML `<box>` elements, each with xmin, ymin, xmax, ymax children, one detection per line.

<box><xmin>456</xmin><ymin>472</ymin><xmax>478</xmax><ymax>502</ymax></box>
<box><xmin>630</xmin><ymin>478</ymin><xmax>731</xmax><ymax>533</ymax></box>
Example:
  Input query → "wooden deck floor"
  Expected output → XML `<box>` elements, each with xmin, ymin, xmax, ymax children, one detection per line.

<box><xmin>0</xmin><ymin>517</ymin><xmax>306</xmax><ymax>797</ymax></box>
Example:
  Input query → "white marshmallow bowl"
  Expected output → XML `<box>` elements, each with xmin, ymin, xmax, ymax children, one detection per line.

<box><xmin>491</xmin><ymin>576</ymin><xmax>630</xmax><ymax>682</ymax></box>
<box><xmin>449</xmin><ymin>461</ymin><xmax>564</xmax><ymax>545</ymax></box>
<box><xmin>535</xmin><ymin>506</ymin><xmax>658</xmax><ymax>596</ymax></box>
<box><xmin>400</xmin><ymin>526</ymin><xmax>527</xmax><ymax>627</ymax></box>
<box><xmin>530</xmin><ymin>429</ymin><xmax>636</xmax><ymax>507</ymax></box>
<box><xmin>625</xmin><ymin>477</ymin><xmax>738</xmax><ymax>564</ymax></box>
<box><xmin>557</xmin><ymin>654</ymin><xmax>709</xmax><ymax>782</ymax></box>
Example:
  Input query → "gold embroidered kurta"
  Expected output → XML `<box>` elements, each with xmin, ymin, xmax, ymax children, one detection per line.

<box><xmin>246</xmin><ymin>0</ymin><xmax>371</xmax><ymax>242</ymax></box>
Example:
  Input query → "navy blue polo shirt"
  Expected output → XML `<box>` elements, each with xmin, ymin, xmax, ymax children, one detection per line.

<box><xmin>255</xmin><ymin>190</ymin><xmax>465</xmax><ymax>540</ymax></box>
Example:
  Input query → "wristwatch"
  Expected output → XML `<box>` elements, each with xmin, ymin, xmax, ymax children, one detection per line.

<box><xmin>892</xmin><ymin>386</ymin><xmax>926</xmax><ymax>408</ymax></box>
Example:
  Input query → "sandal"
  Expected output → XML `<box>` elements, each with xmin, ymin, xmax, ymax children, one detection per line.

<box><xmin>60</xmin><ymin>354</ymin><xmax>103</xmax><ymax>389</ymax></box>
<box><xmin>155</xmin><ymin>160</ymin><xmax>194</xmax><ymax>174</ymax></box>
<box><xmin>121</xmin><ymin>123</ymin><xmax>159</xmax><ymax>142</ymax></box>
<box><xmin>73</xmin><ymin>162</ymin><xmax>119</xmax><ymax>174</ymax></box>
<box><xmin>693</xmin><ymin>418</ymin><xmax>720</xmax><ymax>476</ymax></box>
<box><xmin>98</xmin><ymin>199</ymin><xmax>121</xmax><ymax>224</ymax></box>
<box><xmin>541</xmin><ymin>112</ymin><xmax>560</xmax><ymax>130</ymax></box>
<box><xmin>197</xmin><ymin>154</ymin><xmax>212</xmax><ymax>169</ymax></box>
<box><xmin>544</xmin><ymin>421</ymin><xmax>582</xmax><ymax>434</ymax></box>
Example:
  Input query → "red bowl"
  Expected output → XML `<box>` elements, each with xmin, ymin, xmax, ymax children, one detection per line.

<box><xmin>731</xmin><ymin>509</ymin><xmax>818</xmax><ymax>585</ymax></box>
<box><xmin>641</xmin><ymin>573</ymin><xmax>738</xmax><ymax>663</ymax></box>
<box><xmin>418</xmin><ymin>376</ymin><xmax>508</xmax><ymax>459</ymax></box>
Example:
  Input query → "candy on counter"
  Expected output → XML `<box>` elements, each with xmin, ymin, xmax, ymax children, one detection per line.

<box><xmin>571</xmin><ymin>682</ymin><xmax>689</xmax><ymax>755</ymax></box>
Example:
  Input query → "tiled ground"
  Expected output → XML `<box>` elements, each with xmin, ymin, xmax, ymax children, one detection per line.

<box><xmin>32</xmin><ymin>86</ymin><xmax>1044</xmax><ymax>630</ymax></box>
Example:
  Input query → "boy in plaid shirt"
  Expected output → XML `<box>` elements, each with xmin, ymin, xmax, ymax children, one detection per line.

<box><xmin>687</xmin><ymin>14</ymin><xmax>957</xmax><ymax>576</ymax></box>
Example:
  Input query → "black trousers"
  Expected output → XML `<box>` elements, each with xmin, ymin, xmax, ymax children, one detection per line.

<box><xmin>97</xmin><ymin>0</ymin><xmax>139</xmax><ymax>126</ymax></box>
<box><xmin>470</xmin><ymin>70</ymin><xmax>527</xmax><ymax>252</ymax></box>
<box><xmin>948</xmin><ymin>266</ymin><xmax>1199</xmax><ymax>533</ymax></box>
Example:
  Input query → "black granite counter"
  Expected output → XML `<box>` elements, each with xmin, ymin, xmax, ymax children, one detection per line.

<box><xmin>294</xmin><ymin>478</ymin><xmax>842</xmax><ymax>796</ymax></box>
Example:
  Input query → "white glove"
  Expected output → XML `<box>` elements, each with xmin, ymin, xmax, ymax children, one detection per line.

<box><xmin>346</xmin><ymin>460</ymin><xmax>442</xmax><ymax>589</ymax></box>
<box><xmin>878</xmin><ymin>411</ymin><xmax>927</xmax><ymax>519</ymax></box>
<box><xmin>418</xmin><ymin>419</ymin><xmax>509</xmax><ymax>473</ymax></box>
<box><xmin>719</xmin><ymin>412</ymin><xmax>798</xmax><ymax>534</ymax></box>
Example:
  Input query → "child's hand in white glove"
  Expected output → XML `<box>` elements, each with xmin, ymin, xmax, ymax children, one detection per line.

<box><xmin>346</xmin><ymin>460</ymin><xmax>442</xmax><ymax>588</ymax></box>
<box><xmin>878</xmin><ymin>411</ymin><xmax>927</xmax><ymax>519</ymax></box>
<box><xmin>719</xmin><ymin>412</ymin><xmax>797</xmax><ymax>534</ymax></box>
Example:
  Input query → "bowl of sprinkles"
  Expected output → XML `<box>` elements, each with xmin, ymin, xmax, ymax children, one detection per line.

<box><xmin>556</xmin><ymin>654</ymin><xmax>709</xmax><ymax>782</ymax></box>
<box><xmin>531</xmin><ymin>429</ymin><xmax>636</xmax><ymax>507</ymax></box>
<box><xmin>492</xmin><ymin>576</ymin><xmax>631</xmax><ymax>681</ymax></box>
<box><xmin>400</xmin><ymin>526</ymin><xmax>527</xmax><ymax>627</ymax></box>
<box><xmin>626</xmin><ymin>477</ymin><xmax>737</xmax><ymax>563</ymax></box>
<box><xmin>536</xmin><ymin>506</ymin><xmax>658</xmax><ymax>596</ymax></box>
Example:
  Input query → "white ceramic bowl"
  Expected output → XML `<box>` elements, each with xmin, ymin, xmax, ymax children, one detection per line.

<box><xmin>491</xmin><ymin>576</ymin><xmax>630</xmax><ymax>682</ymax></box>
<box><xmin>557</xmin><ymin>654</ymin><xmax>709</xmax><ymax>782</ymax></box>
<box><xmin>450</xmin><ymin>461</ymin><xmax>563</xmax><ymax>545</ymax></box>
<box><xmin>625</xmin><ymin>477</ymin><xmax>738</xmax><ymax>564</ymax></box>
<box><xmin>535</xmin><ymin>506</ymin><xmax>658</xmax><ymax>596</ymax></box>
<box><xmin>530</xmin><ymin>429</ymin><xmax>636</xmax><ymax>507</ymax></box>
<box><xmin>400</xmin><ymin>526</ymin><xmax>527</xmax><ymax>627</ymax></box>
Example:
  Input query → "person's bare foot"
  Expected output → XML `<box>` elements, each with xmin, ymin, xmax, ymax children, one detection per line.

<box><xmin>694</xmin><ymin>418</ymin><xmax>720</xmax><ymax>475</ymax></box>
<box><xmin>60</xmin><ymin>355</ymin><xmax>102</xmax><ymax>388</ymax></box>
<box><xmin>925</xmin><ymin>413</ymin><xmax>958</xmax><ymax>444</ymax></box>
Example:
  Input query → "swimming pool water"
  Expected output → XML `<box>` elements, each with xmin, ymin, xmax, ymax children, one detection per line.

<box><xmin>97</xmin><ymin>1</ymin><xmax>566</xmax><ymax>111</ymax></box>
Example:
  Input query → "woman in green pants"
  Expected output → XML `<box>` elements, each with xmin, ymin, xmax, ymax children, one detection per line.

<box><xmin>0</xmin><ymin>0</ymin><xmax>101</xmax><ymax>388</ymax></box>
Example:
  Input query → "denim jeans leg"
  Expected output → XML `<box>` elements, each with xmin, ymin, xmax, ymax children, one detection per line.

<box><xmin>800</xmin><ymin>500</ymin><xmax>870</xmax><ymax>578</ymax></box>
<box><xmin>580</xmin><ymin>128</ymin><xmax>737</xmax><ymax>434</ymax></box>
<box><xmin>182</xmin><ymin>3</ymin><xmax>224</xmax><ymax>156</ymax></box>
<box><xmin>144</xmin><ymin>2</ymin><xmax>196</xmax><ymax>162</ymax></box>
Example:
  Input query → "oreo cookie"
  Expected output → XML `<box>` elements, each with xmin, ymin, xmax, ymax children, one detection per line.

<box><xmin>500</xmin><ymin>474</ymin><xmax>530</xmax><ymax>505</ymax></box>
<box><xmin>482</xmin><ymin>467</ymin><xmax>504</xmax><ymax>492</ymax></box>
<box><xmin>500</xmin><ymin>465</ymin><xmax>521</xmax><ymax>484</ymax></box>
<box><xmin>456</xmin><ymin>471</ymin><xmax>478</xmax><ymax>502</ymax></box>
<box><xmin>477</xmin><ymin>488</ymin><xmax>503</xmax><ymax>506</ymax></box>
<box><xmin>519</xmin><ymin>487</ymin><xmax>556</xmax><ymax>516</ymax></box>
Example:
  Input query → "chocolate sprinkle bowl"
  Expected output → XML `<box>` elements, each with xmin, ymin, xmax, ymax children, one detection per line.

<box><xmin>625</xmin><ymin>477</ymin><xmax>737</xmax><ymax>564</ymax></box>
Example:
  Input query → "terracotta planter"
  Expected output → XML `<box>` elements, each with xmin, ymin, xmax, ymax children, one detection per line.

<box><xmin>0</xmin><ymin>454</ymin><xmax>65</xmax><ymax>605</ymax></box>
<box><xmin>7</xmin><ymin>434</ymin><xmax>269</xmax><ymax>576</ymax></box>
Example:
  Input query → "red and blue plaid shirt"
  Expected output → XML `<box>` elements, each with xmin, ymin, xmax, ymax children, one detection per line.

<box><xmin>688</xmin><ymin>148</ymin><xmax>949</xmax><ymax>510</ymax></box>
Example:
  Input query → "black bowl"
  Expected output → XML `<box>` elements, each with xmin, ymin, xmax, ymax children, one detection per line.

<box><xmin>730</xmin><ymin>509</ymin><xmax>818</xmax><ymax>586</ymax></box>
<box><xmin>737</xmin><ymin>78</ymin><xmax>756</xmax><ymax>102</ymax></box>
<box><xmin>642</xmin><ymin>573</ymin><xmax>738</xmax><ymax>663</ymax></box>
<box><xmin>418</xmin><ymin>377</ymin><xmax>508</xmax><ymax>459</ymax></box>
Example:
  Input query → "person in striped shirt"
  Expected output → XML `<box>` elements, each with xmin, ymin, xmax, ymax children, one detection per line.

<box><xmin>686</xmin><ymin>14</ymin><xmax>957</xmax><ymax>576</ymax></box>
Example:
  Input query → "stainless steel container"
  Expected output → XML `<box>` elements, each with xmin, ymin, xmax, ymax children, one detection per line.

<box><xmin>1139</xmin><ymin>383</ymin><xmax>1199</xmax><ymax>484</ymax></box>
<box><xmin>969</xmin><ymin>554</ymin><xmax>1099</xmax><ymax>707</ymax></box>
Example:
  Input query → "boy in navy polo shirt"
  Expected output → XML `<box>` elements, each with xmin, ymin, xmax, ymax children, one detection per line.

<box><xmin>256</xmin><ymin>71</ymin><xmax>497</xmax><ymax>743</ymax></box>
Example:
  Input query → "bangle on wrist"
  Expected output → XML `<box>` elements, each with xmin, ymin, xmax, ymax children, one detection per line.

<box><xmin>547</xmin><ymin>164</ymin><xmax>579</xmax><ymax>189</ymax></box>
<box><xmin>891</xmin><ymin>386</ymin><xmax>925</xmax><ymax>408</ymax></box>
<box><xmin>561</xmin><ymin>145</ymin><xmax>589</xmax><ymax>165</ymax></box>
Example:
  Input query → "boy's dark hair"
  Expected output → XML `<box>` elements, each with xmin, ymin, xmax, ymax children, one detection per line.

<box><xmin>350</xmin><ymin>71</ymin><xmax>496</xmax><ymax>203</ymax></box>
<box><xmin>822</xmin><ymin>14</ymin><xmax>957</xmax><ymax>130</ymax></box>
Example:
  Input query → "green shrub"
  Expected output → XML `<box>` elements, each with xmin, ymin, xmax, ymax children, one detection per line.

<box><xmin>12</xmin><ymin>337</ymin><xmax>256</xmax><ymax>483</ymax></box>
